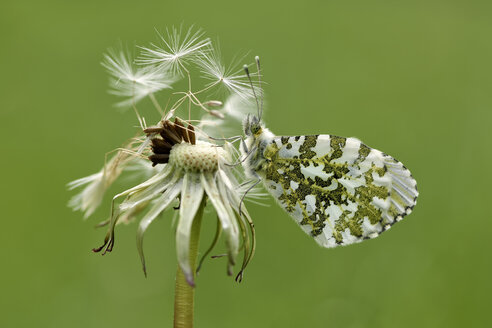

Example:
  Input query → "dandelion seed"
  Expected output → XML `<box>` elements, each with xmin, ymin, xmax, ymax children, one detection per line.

<box><xmin>195</xmin><ymin>47</ymin><xmax>260</xmax><ymax>100</ymax></box>
<box><xmin>68</xmin><ymin>149</ymin><xmax>156</xmax><ymax>218</ymax></box>
<box><xmin>68</xmin><ymin>171</ymin><xmax>107</xmax><ymax>218</ymax></box>
<box><xmin>102</xmin><ymin>49</ymin><xmax>175</xmax><ymax>107</ymax></box>
<box><xmin>138</xmin><ymin>26</ymin><xmax>211</xmax><ymax>75</ymax></box>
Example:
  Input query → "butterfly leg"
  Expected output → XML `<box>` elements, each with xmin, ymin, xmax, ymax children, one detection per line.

<box><xmin>207</xmin><ymin>135</ymin><xmax>243</xmax><ymax>143</ymax></box>
<box><xmin>226</xmin><ymin>144</ymin><xmax>257</xmax><ymax>167</ymax></box>
<box><xmin>240</xmin><ymin>138</ymin><xmax>248</xmax><ymax>154</ymax></box>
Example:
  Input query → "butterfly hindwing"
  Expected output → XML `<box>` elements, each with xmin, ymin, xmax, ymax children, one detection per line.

<box><xmin>259</xmin><ymin>134</ymin><xmax>418</xmax><ymax>248</ymax></box>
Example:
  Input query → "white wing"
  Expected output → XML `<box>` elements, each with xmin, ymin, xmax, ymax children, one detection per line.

<box><xmin>259</xmin><ymin>134</ymin><xmax>418</xmax><ymax>248</ymax></box>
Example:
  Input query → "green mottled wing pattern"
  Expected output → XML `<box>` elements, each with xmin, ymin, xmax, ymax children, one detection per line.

<box><xmin>259</xmin><ymin>135</ymin><xmax>418</xmax><ymax>247</ymax></box>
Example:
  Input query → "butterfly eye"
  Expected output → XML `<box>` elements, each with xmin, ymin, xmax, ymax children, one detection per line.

<box><xmin>250</xmin><ymin>123</ymin><xmax>261</xmax><ymax>134</ymax></box>
<box><xmin>242</xmin><ymin>115</ymin><xmax>262</xmax><ymax>136</ymax></box>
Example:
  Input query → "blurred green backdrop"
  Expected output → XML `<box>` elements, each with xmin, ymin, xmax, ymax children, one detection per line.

<box><xmin>2</xmin><ymin>0</ymin><xmax>492</xmax><ymax>327</ymax></box>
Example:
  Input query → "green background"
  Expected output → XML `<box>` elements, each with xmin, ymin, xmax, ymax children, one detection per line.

<box><xmin>2</xmin><ymin>0</ymin><xmax>491</xmax><ymax>327</ymax></box>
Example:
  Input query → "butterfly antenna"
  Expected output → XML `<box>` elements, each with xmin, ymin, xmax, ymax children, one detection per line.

<box><xmin>255</xmin><ymin>56</ymin><xmax>263</xmax><ymax>120</ymax></box>
<box><xmin>243</xmin><ymin>64</ymin><xmax>261</xmax><ymax>119</ymax></box>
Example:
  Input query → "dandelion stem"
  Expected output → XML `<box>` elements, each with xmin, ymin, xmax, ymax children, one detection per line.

<box><xmin>173</xmin><ymin>195</ymin><xmax>206</xmax><ymax>328</ymax></box>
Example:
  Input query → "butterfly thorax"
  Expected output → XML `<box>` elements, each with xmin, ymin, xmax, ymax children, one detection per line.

<box><xmin>241</xmin><ymin>118</ymin><xmax>276</xmax><ymax>179</ymax></box>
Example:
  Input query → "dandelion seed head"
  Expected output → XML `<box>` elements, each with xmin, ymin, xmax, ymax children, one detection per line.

<box><xmin>170</xmin><ymin>142</ymin><xmax>224</xmax><ymax>172</ymax></box>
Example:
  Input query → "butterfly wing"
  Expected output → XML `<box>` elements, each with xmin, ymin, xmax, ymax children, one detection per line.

<box><xmin>260</xmin><ymin>135</ymin><xmax>418</xmax><ymax>248</ymax></box>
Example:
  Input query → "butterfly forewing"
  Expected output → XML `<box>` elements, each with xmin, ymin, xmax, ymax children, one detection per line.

<box><xmin>259</xmin><ymin>134</ymin><xmax>418</xmax><ymax>248</ymax></box>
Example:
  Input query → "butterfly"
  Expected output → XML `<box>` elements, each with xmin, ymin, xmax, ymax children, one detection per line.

<box><xmin>240</xmin><ymin>58</ymin><xmax>418</xmax><ymax>248</ymax></box>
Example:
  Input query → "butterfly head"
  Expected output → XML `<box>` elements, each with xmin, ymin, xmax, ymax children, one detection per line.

<box><xmin>243</xmin><ymin>114</ymin><xmax>263</xmax><ymax>137</ymax></box>
<box><xmin>242</xmin><ymin>56</ymin><xmax>264</xmax><ymax>139</ymax></box>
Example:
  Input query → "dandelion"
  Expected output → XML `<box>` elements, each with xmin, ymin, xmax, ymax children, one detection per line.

<box><xmin>69</xmin><ymin>27</ymin><xmax>264</xmax><ymax>327</ymax></box>
<box><xmin>93</xmin><ymin>119</ymin><xmax>255</xmax><ymax>286</ymax></box>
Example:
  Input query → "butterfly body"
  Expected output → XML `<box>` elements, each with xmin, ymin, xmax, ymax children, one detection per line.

<box><xmin>241</xmin><ymin>116</ymin><xmax>418</xmax><ymax>248</ymax></box>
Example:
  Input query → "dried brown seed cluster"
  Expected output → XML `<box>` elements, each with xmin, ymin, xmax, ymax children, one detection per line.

<box><xmin>144</xmin><ymin>118</ymin><xmax>196</xmax><ymax>166</ymax></box>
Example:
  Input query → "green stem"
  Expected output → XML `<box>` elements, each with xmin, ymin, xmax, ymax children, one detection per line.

<box><xmin>173</xmin><ymin>196</ymin><xmax>206</xmax><ymax>328</ymax></box>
